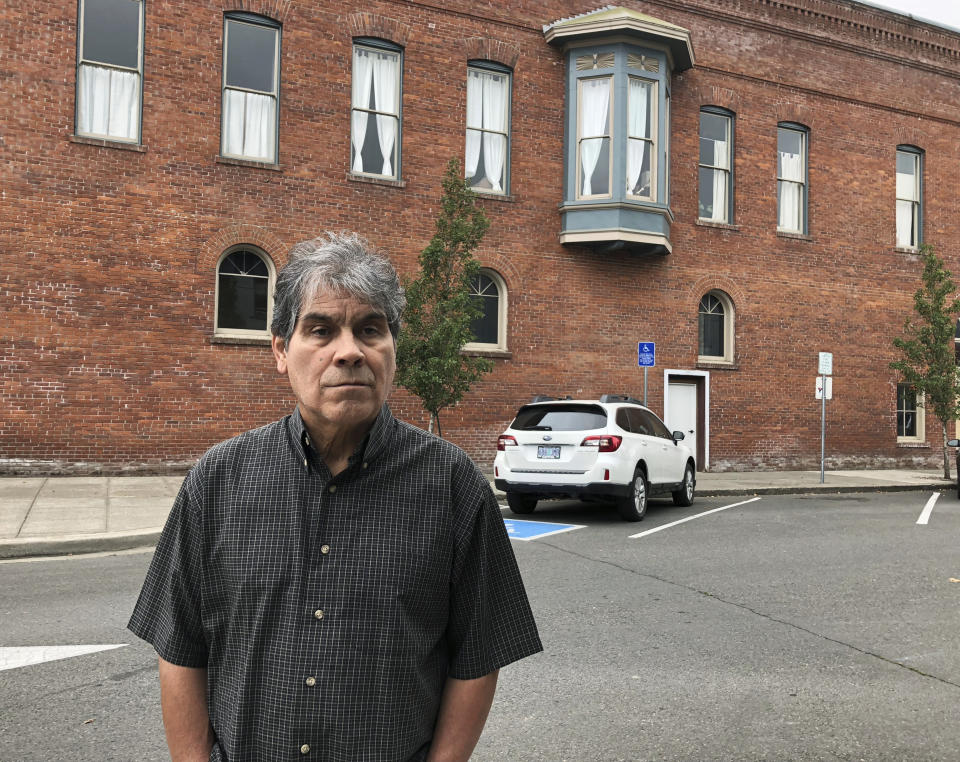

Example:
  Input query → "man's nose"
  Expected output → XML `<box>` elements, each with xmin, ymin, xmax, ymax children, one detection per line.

<box><xmin>332</xmin><ymin>334</ymin><xmax>365</xmax><ymax>365</ymax></box>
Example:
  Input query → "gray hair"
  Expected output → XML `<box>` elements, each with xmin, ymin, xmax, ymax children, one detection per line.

<box><xmin>271</xmin><ymin>232</ymin><xmax>405</xmax><ymax>343</ymax></box>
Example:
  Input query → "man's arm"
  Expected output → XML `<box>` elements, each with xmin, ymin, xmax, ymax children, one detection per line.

<box><xmin>427</xmin><ymin>670</ymin><xmax>499</xmax><ymax>762</ymax></box>
<box><xmin>158</xmin><ymin>657</ymin><xmax>215</xmax><ymax>762</ymax></box>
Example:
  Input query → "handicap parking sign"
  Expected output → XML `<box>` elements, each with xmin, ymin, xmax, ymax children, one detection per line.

<box><xmin>638</xmin><ymin>342</ymin><xmax>656</xmax><ymax>367</ymax></box>
<box><xmin>504</xmin><ymin>518</ymin><xmax>585</xmax><ymax>541</ymax></box>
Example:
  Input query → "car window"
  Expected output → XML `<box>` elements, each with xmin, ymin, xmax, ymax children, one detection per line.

<box><xmin>615</xmin><ymin>409</ymin><xmax>632</xmax><ymax>431</ymax></box>
<box><xmin>642</xmin><ymin>410</ymin><xmax>673</xmax><ymax>439</ymax></box>
<box><xmin>626</xmin><ymin>408</ymin><xmax>653</xmax><ymax>436</ymax></box>
<box><xmin>512</xmin><ymin>404</ymin><xmax>607</xmax><ymax>431</ymax></box>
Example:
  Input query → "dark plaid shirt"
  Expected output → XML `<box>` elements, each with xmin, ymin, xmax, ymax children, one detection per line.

<box><xmin>128</xmin><ymin>405</ymin><xmax>541</xmax><ymax>762</ymax></box>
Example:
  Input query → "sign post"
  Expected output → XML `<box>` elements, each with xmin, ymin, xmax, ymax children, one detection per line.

<box><xmin>818</xmin><ymin>352</ymin><xmax>833</xmax><ymax>484</ymax></box>
<box><xmin>638</xmin><ymin>342</ymin><xmax>656</xmax><ymax>406</ymax></box>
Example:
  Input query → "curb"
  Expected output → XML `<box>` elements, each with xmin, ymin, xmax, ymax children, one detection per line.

<box><xmin>0</xmin><ymin>530</ymin><xmax>162</xmax><ymax>560</ymax></box>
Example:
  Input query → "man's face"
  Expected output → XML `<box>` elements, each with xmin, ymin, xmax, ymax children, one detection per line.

<box><xmin>272</xmin><ymin>289</ymin><xmax>396</xmax><ymax>443</ymax></box>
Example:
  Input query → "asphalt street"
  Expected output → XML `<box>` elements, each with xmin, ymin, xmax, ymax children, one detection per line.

<box><xmin>1</xmin><ymin>490</ymin><xmax>958</xmax><ymax>761</ymax></box>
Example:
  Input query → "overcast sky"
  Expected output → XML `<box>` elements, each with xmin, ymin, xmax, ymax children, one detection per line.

<box><xmin>861</xmin><ymin>0</ymin><xmax>960</xmax><ymax>31</ymax></box>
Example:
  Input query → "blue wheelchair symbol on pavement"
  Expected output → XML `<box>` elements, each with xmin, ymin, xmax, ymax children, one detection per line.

<box><xmin>503</xmin><ymin>518</ymin><xmax>585</xmax><ymax>541</ymax></box>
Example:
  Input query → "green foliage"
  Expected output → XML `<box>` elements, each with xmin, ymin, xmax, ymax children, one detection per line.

<box><xmin>396</xmin><ymin>158</ymin><xmax>493</xmax><ymax>435</ymax></box>
<box><xmin>890</xmin><ymin>243</ymin><xmax>960</xmax><ymax>477</ymax></box>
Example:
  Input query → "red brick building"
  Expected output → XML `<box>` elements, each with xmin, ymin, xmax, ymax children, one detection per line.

<box><xmin>4</xmin><ymin>0</ymin><xmax>960</xmax><ymax>473</ymax></box>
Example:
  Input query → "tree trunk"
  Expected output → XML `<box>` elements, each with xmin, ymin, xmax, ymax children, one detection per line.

<box><xmin>942</xmin><ymin>423</ymin><xmax>951</xmax><ymax>480</ymax></box>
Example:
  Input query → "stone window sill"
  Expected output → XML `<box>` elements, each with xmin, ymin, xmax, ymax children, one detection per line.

<box><xmin>695</xmin><ymin>219</ymin><xmax>739</xmax><ymax>232</ymax></box>
<box><xmin>896</xmin><ymin>441</ymin><xmax>929</xmax><ymax>448</ymax></box>
<box><xmin>210</xmin><ymin>335</ymin><xmax>272</xmax><ymax>346</ymax></box>
<box><xmin>217</xmin><ymin>155</ymin><xmax>283</xmax><ymax>172</ymax></box>
<box><xmin>776</xmin><ymin>230</ymin><xmax>813</xmax><ymax>242</ymax></box>
<box><xmin>70</xmin><ymin>135</ymin><xmax>147</xmax><ymax>153</ymax></box>
<box><xmin>696</xmin><ymin>360</ymin><xmax>737</xmax><ymax>370</ymax></box>
<box><xmin>895</xmin><ymin>246</ymin><xmax>920</xmax><ymax>255</ymax></box>
<box><xmin>348</xmin><ymin>173</ymin><xmax>406</xmax><ymax>189</ymax></box>
<box><xmin>473</xmin><ymin>190</ymin><xmax>517</xmax><ymax>203</ymax></box>
<box><xmin>462</xmin><ymin>347</ymin><xmax>512</xmax><ymax>359</ymax></box>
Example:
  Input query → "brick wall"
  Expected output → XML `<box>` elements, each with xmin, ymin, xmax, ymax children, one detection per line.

<box><xmin>4</xmin><ymin>0</ymin><xmax>960</xmax><ymax>473</ymax></box>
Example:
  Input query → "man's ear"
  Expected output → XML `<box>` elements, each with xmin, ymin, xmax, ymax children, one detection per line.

<box><xmin>271</xmin><ymin>335</ymin><xmax>288</xmax><ymax>375</ymax></box>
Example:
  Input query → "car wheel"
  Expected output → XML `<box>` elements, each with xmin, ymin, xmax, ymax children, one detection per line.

<box><xmin>507</xmin><ymin>493</ymin><xmax>537</xmax><ymax>515</ymax></box>
<box><xmin>617</xmin><ymin>469</ymin><xmax>648</xmax><ymax>521</ymax></box>
<box><xmin>672</xmin><ymin>464</ymin><xmax>695</xmax><ymax>507</ymax></box>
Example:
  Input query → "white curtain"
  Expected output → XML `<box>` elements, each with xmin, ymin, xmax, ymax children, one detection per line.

<box><xmin>78</xmin><ymin>64</ymin><xmax>139</xmax><ymax>141</ymax></box>
<box><xmin>896</xmin><ymin>200</ymin><xmax>915</xmax><ymax>247</ymax></box>
<box><xmin>464</xmin><ymin>70</ymin><xmax>483</xmax><ymax>179</ymax></box>
<box><xmin>351</xmin><ymin>48</ymin><xmax>374</xmax><ymax>173</ymax></box>
<box><xmin>482</xmin><ymin>73</ymin><xmax>506</xmax><ymax>192</ymax></box>
<box><xmin>627</xmin><ymin>79</ymin><xmax>649</xmax><ymax>195</ymax></box>
<box><xmin>222</xmin><ymin>90</ymin><xmax>275</xmax><ymax>161</ymax></box>
<box><xmin>778</xmin><ymin>152</ymin><xmax>802</xmax><ymax>230</ymax></box>
<box><xmin>579</xmin><ymin>78</ymin><xmax>610</xmax><ymax>196</ymax></box>
<box><xmin>372</xmin><ymin>51</ymin><xmax>398</xmax><ymax>176</ymax></box>
<box><xmin>710</xmin><ymin>141</ymin><xmax>728</xmax><ymax>221</ymax></box>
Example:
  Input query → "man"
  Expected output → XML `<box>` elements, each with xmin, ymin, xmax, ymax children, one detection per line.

<box><xmin>129</xmin><ymin>232</ymin><xmax>542</xmax><ymax>761</ymax></box>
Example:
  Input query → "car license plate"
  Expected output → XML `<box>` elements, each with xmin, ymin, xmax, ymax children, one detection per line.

<box><xmin>537</xmin><ymin>445</ymin><xmax>561</xmax><ymax>459</ymax></box>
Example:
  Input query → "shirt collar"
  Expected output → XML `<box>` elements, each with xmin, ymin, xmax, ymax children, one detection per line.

<box><xmin>287</xmin><ymin>404</ymin><xmax>394</xmax><ymax>470</ymax></box>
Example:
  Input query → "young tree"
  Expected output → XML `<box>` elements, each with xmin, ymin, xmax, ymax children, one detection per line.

<box><xmin>396</xmin><ymin>158</ymin><xmax>493</xmax><ymax>436</ymax></box>
<box><xmin>890</xmin><ymin>243</ymin><xmax>960</xmax><ymax>478</ymax></box>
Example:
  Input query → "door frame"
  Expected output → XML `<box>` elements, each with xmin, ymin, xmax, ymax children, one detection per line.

<box><xmin>663</xmin><ymin>369</ymin><xmax>710</xmax><ymax>471</ymax></box>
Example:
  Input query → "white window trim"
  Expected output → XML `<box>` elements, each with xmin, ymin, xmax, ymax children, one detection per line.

<box><xmin>76</xmin><ymin>0</ymin><xmax>144</xmax><ymax>143</ymax></box>
<box><xmin>463</xmin><ymin>268</ymin><xmax>508</xmax><ymax>352</ymax></box>
<box><xmin>214</xmin><ymin>247</ymin><xmax>276</xmax><ymax>338</ymax></box>
<box><xmin>697</xmin><ymin>290</ymin><xmax>734</xmax><ymax>364</ymax></box>
<box><xmin>896</xmin><ymin>385</ymin><xmax>925</xmax><ymax>444</ymax></box>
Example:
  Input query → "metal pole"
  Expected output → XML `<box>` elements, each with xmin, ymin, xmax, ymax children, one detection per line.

<box><xmin>820</xmin><ymin>374</ymin><xmax>826</xmax><ymax>484</ymax></box>
<box><xmin>644</xmin><ymin>367</ymin><xmax>648</xmax><ymax>407</ymax></box>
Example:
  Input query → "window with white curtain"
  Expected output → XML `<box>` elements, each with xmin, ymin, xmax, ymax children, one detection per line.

<box><xmin>577</xmin><ymin>77</ymin><xmax>612</xmax><ymax>198</ymax></box>
<box><xmin>465</xmin><ymin>269</ymin><xmax>507</xmax><ymax>351</ymax></box>
<box><xmin>777</xmin><ymin>124</ymin><xmax>807</xmax><ymax>234</ymax></box>
<box><xmin>76</xmin><ymin>0</ymin><xmax>143</xmax><ymax>142</ymax></box>
<box><xmin>215</xmin><ymin>248</ymin><xmax>274</xmax><ymax>336</ymax></box>
<box><xmin>465</xmin><ymin>64</ymin><xmax>511</xmax><ymax>194</ymax></box>
<box><xmin>221</xmin><ymin>15</ymin><xmax>280</xmax><ymax>164</ymax></box>
<box><xmin>699</xmin><ymin>109</ymin><xmax>733</xmax><ymax>223</ymax></box>
<box><xmin>896</xmin><ymin>146</ymin><xmax>922</xmax><ymax>249</ymax></box>
<box><xmin>896</xmin><ymin>383</ymin><xmax>924</xmax><ymax>442</ymax></box>
<box><xmin>351</xmin><ymin>41</ymin><xmax>402</xmax><ymax>179</ymax></box>
<box><xmin>626</xmin><ymin>77</ymin><xmax>656</xmax><ymax>199</ymax></box>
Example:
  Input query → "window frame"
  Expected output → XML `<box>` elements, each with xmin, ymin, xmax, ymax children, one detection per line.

<box><xmin>464</xmin><ymin>268</ymin><xmax>508</xmax><ymax>352</ymax></box>
<box><xmin>776</xmin><ymin>122</ymin><xmax>809</xmax><ymax>235</ymax></box>
<box><xmin>625</xmin><ymin>75</ymin><xmax>658</xmax><ymax>201</ymax></box>
<box><xmin>75</xmin><ymin>0</ymin><xmax>145</xmax><ymax>143</ymax></box>
<box><xmin>351</xmin><ymin>37</ymin><xmax>403</xmax><ymax>181</ymax></box>
<box><xmin>698</xmin><ymin>107</ymin><xmax>734</xmax><ymax>224</ymax></box>
<box><xmin>220</xmin><ymin>12</ymin><xmax>282</xmax><ymax>164</ymax></box>
<box><xmin>214</xmin><ymin>246</ymin><xmax>276</xmax><ymax>338</ymax></box>
<box><xmin>895</xmin><ymin>145</ymin><xmax>923</xmax><ymax>250</ymax></box>
<box><xmin>465</xmin><ymin>60</ymin><xmax>512</xmax><ymax>196</ymax></box>
<box><xmin>575</xmin><ymin>74</ymin><xmax>614</xmax><ymax>200</ymax></box>
<box><xmin>896</xmin><ymin>383</ymin><xmax>925</xmax><ymax>443</ymax></box>
<box><xmin>697</xmin><ymin>290</ymin><xmax>734</xmax><ymax>364</ymax></box>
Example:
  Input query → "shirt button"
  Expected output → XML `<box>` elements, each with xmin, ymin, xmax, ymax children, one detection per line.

<box><xmin>362</xmin><ymin>462</ymin><xmax>369</xmax><ymax>469</ymax></box>
<box><xmin>320</xmin><ymin>544</ymin><xmax>330</xmax><ymax>555</ymax></box>
<box><xmin>300</xmin><ymin>743</ymin><xmax>310</xmax><ymax>754</ymax></box>
<box><xmin>328</xmin><ymin>485</ymin><xmax>337</xmax><ymax>493</ymax></box>
<box><xmin>305</xmin><ymin>676</ymin><xmax>316</xmax><ymax>687</ymax></box>
<box><xmin>314</xmin><ymin>609</ymin><xmax>324</xmax><ymax>620</ymax></box>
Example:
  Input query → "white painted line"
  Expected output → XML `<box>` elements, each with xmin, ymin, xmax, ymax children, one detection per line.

<box><xmin>629</xmin><ymin>497</ymin><xmax>762</xmax><ymax>539</ymax></box>
<box><xmin>508</xmin><ymin>524</ymin><xmax>586</xmax><ymax>541</ymax></box>
<box><xmin>0</xmin><ymin>644</ymin><xmax>127</xmax><ymax>671</ymax></box>
<box><xmin>916</xmin><ymin>492</ymin><xmax>940</xmax><ymax>525</ymax></box>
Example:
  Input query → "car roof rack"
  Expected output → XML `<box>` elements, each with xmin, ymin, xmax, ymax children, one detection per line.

<box><xmin>599</xmin><ymin>394</ymin><xmax>645</xmax><ymax>406</ymax></box>
<box><xmin>529</xmin><ymin>395</ymin><xmax>574</xmax><ymax>403</ymax></box>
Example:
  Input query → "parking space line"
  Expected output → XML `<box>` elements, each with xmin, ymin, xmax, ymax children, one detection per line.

<box><xmin>629</xmin><ymin>497</ymin><xmax>762</xmax><ymax>539</ymax></box>
<box><xmin>916</xmin><ymin>492</ymin><xmax>940</xmax><ymax>525</ymax></box>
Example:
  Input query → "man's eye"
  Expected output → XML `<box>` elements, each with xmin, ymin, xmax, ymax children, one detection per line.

<box><xmin>362</xmin><ymin>325</ymin><xmax>384</xmax><ymax>336</ymax></box>
<box><xmin>311</xmin><ymin>326</ymin><xmax>330</xmax><ymax>337</ymax></box>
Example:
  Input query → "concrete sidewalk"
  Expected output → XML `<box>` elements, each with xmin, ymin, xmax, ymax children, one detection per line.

<box><xmin>0</xmin><ymin>469</ymin><xmax>954</xmax><ymax>559</ymax></box>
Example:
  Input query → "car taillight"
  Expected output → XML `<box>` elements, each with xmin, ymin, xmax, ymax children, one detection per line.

<box><xmin>497</xmin><ymin>435</ymin><xmax>518</xmax><ymax>451</ymax></box>
<box><xmin>581</xmin><ymin>435</ymin><xmax>622</xmax><ymax>452</ymax></box>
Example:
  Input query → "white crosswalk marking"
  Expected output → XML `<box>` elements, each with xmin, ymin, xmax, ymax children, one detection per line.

<box><xmin>0</xmin><ymin>645</ymin><xmax>127</xmax><ymax>671</ymax></box>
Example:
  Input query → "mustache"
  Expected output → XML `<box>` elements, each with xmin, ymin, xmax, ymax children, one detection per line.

<box><xmin>323</xmin><ymin>376</ymin><xmax>375</xmax><ymax>386</ymax></box>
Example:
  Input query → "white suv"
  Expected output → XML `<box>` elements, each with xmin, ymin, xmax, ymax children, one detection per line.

<box><xmin>493</xmin><ymin>395</ymin><xmax>696</xmax><ymax>521</ymax></box>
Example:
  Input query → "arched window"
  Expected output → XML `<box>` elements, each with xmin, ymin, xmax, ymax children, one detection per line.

<box><xmin>215</xmin><ymin>247</ymin><xmax>275</xmax><ymax>336</ymax></box>
<box><xmin>698</xmin><ymin>291</ymin><xmax>734</xmax><ymax>363</ymax></box>
<box><xmin>466</xmin><ymin>269</ymin><xmax>507</xmax><ymax>351</ymax></box>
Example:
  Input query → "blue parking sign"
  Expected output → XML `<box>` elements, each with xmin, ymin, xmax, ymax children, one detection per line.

<box><xmin>503</xmin><ymin>518</ymin><xmax>585</xmax><ymax>541</ymax></box>
<box><xmin>638</xmin><ymin>342</ymin><xmax>656</xmax><ymax>367</ymax></box>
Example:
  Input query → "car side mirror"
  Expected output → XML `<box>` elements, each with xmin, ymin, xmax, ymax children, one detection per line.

<box><xmin>672</xmin><ymin>431</ymin><xmax>685</xmax><ymax>443</ymax></box>
<box><xmin>948</xmin><ymin>439</ymin><xmax>960</xmax><ymax>447</ymax></box>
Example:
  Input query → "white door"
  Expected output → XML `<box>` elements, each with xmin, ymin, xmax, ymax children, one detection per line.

<box><xmin>667</xmin><ymin>382</ymin><xmax>698</xmax><ymax>467</ymax></box>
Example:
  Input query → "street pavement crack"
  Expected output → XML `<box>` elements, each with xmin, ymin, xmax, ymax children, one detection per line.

<box><xmin>539</xmin><ymin>540</ymin><xmax>960</xmax><ymax>691</ymax></box>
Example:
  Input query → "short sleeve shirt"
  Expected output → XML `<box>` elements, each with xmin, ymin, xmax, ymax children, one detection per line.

<box><xmin>128</xmin><ymin>405</ymin><xmax>542</xmax><ymax>762</ymax></box>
